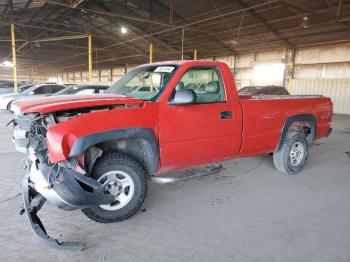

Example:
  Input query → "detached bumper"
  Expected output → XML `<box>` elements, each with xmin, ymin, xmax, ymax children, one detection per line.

<box><xmin>29</xmin><ymin>161</ymin><xmax>114</xmax><ymax>210</ymax></box>
<box><xmin>21</xmin><ymin>160</ymin><xmax>114</xmax><ymax>250</ymax></box>
<box><xmin>21</xmin><ymin>176</ymin><xmax>85</xmax><ymax>250</ymax></box>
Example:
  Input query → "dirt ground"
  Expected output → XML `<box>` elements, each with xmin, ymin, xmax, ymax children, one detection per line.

<box><xmin>0</xmin><ymin>111</ymin><xmax>349</xmax><ymax>262</ymax></box>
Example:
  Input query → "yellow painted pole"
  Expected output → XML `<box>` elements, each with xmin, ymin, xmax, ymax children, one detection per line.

<box><xmin>88</xmin><ymin>35</ymin><xmax>92</xmax><ymax>82</ymax></box>
<box><xmin>149</xmin><ymin>42</ymin><xmax>153</xmax><ymax>64</ymax></box>
<box><xmin>288</xmin><ymin>78</ymin><xmax>292</xmax><ymax>93</ymax></box>
<box><xmin>11</xmin><ymin>24</ymin><xmax>17</xmax><ymax>93</ymax></box>
<box><xmin>193</xmin><ymin>49</ymin><xmax>197</xmax><ymax>60</ymax></box>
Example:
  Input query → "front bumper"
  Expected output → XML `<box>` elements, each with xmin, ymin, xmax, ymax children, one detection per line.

<box><xmin>21</xmin><ymin>176</ymin><xmax>85</xmax><ymax>250</ymax></box>
<box><xmin>21</xmin><ymin>155</ymin><xmax>115</xmax><ymax>250</ymax></box>
<box><xmin>28</xmin><ymin>160</ymin><xmax>114</xmax><ymax>211</ymax></box>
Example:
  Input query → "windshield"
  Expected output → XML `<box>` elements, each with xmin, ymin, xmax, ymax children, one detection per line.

<box><xmin>55</xmin><ymin>86</ymin><xmax>79</xmax><ymax>95</ymax></box>
<box><xmin>22</xmin><ymin>85</ymin><xmax>38</xmax><ymax>95</ymax></box>
<box><xmin>106</xmin><ymin>65</ymin><xmax>177</xmax><ymax>100</ymax></box>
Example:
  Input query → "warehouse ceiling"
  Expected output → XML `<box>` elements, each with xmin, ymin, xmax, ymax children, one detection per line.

<box><xmin>0</xmin><ymin>0</ymin><xmax>350</xmax><ymax>73</ymax></box>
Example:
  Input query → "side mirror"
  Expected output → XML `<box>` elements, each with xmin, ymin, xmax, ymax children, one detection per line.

<box><xmin>29</xmin><ymin>91</ymin><xmax>35</xmax><ymax>95</ymax></box>
<box><xmin>168</xmin><ymin>89</ymin><xmax>196</xmax><ymax>105</ymax></box>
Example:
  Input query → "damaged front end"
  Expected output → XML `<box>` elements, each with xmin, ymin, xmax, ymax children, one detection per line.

<box><xmin>13</xmin><ymin>112</ymin><xmax>114</xmax><ymax>250</ymax></box>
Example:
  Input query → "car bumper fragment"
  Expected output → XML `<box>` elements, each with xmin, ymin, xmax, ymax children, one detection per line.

<box><xmin>21</xmin><ymin>175</ymin><xmax>86</xmax><ymax>251</ymax></box>
<box><xmin>20</xmin><ymin>153</ymin><xmax>115</xmax><ymax>250</ymax></box>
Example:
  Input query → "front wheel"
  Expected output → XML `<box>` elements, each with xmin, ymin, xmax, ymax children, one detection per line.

<box><xmin>273</xmin><ymin>131</ymin><xmax>309</xmax><ymax>175</ymax></box>
<box><xmin>82</xmin><ymin>153</ymin><xmax>147</xmax><ymax>223</ymax></box>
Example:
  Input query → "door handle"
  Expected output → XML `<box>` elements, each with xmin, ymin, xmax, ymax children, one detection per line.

<box><xmin>220</xmin><ymin>111</ymin><xmax>232</xmax><ymax>119</ymax></box>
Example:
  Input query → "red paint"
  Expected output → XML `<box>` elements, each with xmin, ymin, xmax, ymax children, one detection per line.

<box><xmin>12</xmin><ymin>94</ymin><xmax>144</xmax><ymax>114</ymax></box>
<box><xmin>12</xmin><ymin>60</ymin><xmax>332</xmax><ymax>173</ymax></box>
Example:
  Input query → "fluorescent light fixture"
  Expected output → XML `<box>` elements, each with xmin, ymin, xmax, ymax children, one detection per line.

<box><xmin>0</xmin><ymin>61</ymin><xmax>13</xmax><ymax>67</ymax></box>
<box><xmin>301</xmin><ymin>16</ymin><xmax>309</xmax><ymax>29</ymax></box>
<box><xmin>120</xmin><ymin>26</ymin><xmax>128</xmax><ymax>34</ymax></box>
<box><xmin>253</xmin><ymin>63</ymin><xmax>285</xmax><ymax>83</ymax></box>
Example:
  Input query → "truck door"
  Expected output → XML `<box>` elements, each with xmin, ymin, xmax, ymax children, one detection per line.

<box><xmin>159</xmin><ymin>65</ymin><xmax>242</xmax><ymax>171</ymax></box>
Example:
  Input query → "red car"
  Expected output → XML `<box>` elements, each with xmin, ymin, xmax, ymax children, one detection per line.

<box><xmin>11</xmin><ymin>60</ymin><xmax>332</xmax><ymax>249</ymax></box>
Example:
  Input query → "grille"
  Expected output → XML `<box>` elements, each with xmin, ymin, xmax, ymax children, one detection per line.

<box><xmin>15</xmin><ymin>114</ymin><xmax>35</xmax><ymax>130</ymax></box>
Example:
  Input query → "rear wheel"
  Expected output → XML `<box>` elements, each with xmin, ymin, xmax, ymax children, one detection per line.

<box><xmin>82</xmin><ymin>153</ymin><xmax>147</xmax><ymax>223</ymax></box>
<box><xmin>273</xmin><ymin>131</ymin><xmax>309</xmax><ymax>175</ymax></box>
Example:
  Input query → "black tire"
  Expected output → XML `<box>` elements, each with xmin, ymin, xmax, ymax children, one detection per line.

<box><xmin>273</xmin><ymin>131</ymin><xmax>309</xmax><ymax>175</ymax></box>
<box><xmin>82</xmin><ymin>153</ymin><xmax>147</xmax><ymax>223</ymax></box>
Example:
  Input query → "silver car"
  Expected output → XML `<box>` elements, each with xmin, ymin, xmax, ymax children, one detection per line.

<box><xmin>0</xmin><ymin>81</ymin><xmax>14</xmax><ymax>95</ymax></box>
<box><xmin>0</xmin><ymin>83</ymin><xmax>66</xmax><ymax>110</ymax></box>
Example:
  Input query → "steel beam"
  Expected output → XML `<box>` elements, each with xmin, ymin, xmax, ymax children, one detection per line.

<box><xmin>32</xmin><ymin>34</ymin><xmax>88</xmax><ymax>43</ymax></box>
<box><xmin>278</xmin><ymin>0</ymin><xmax>350</xmax><ymax>29</ymax></box>
<box><xmin>41</xmin><ymin>0</ymin><xmax>173</xmax><ymax>27</ymax></box>
<box><xmin>88</xmin><ymin>35</ymin><xmax>92</xmax><ymax>81</ymax></box>
<box><xmin>235</xmin><ymin>0</ymin><xmax>293</xmax><ymax>48</ymax></box>
<box><xmin>11</xmin><ymin>23</ymin><xmax>18</xmax><ymax>93</ymax></box>
<box><xmin>149</xmin><ymin>42</ymin><xmax>153</xmax><ymax>64</ymax></box>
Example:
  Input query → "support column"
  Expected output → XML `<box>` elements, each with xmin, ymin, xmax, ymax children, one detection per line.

<box><xmin>149</xmin><ymin>42</ymin><xmax>153</xmax><ymax>64</ymax></box>
<box><xmin>11</xmin><ymin>24</ymin><xmax>17</xmax><ymax>93</ymax></box>
<box><xmin>88</xmin><ymin>35</ymin><xmax>92</xmax><ymax>82</ymax></box>
<box><xmin>286</xmin><ymin>48</ymin><xmax>296</xmax><ymax>92</ymax></box>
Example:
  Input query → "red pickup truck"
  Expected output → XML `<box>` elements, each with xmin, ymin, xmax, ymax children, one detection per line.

<box><xmin>11</xmin><ymin>60</ymin><xmax>332</xmax><ymax>249</ymax></box>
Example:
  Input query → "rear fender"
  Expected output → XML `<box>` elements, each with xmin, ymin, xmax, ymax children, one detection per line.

<box><xmin>276</xmin><ymin>114</ymin><xmax>316</xmax><ymax>151</ymax></box>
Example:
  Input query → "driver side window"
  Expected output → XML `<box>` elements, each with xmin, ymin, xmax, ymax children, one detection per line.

<box><xmin>177</xmin><ymin>67</ymin><xmax>225</xmax><ymax>103</ymax></box>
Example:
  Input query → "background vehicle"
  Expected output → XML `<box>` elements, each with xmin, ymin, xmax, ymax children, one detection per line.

<box><xmin>0</xmin><ymin>83</ymin><xmax>66</xmax><ymax>110</ymax></box>
<box><xmin>54</xmin><ymin>84</ymin><xmax>109</xmax><ymax>95</ymax></box>
<box><xmin>0</xmin><ymin>80</ymin><xmax>14</xmax><ymax>94</ymax></box>
<box><xmin>11</xmin><ymin>60</ymin><xmax>332</xmax><ymax>249</ymax></box>
<box><xmin>18</xmin><ymin>83</ymin><xmax>35</xmax><ymax>93</ymax></box>
<box><xmin>238</xmin><ymin>85</ymin><xmax>290</xmax><ymax>95</ymax></box>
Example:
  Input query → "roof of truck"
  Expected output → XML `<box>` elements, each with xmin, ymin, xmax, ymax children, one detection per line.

<box><xmin>136</xmin><ymin>60</ymin><xmax>224</xmax><ymax>67</ymax></box>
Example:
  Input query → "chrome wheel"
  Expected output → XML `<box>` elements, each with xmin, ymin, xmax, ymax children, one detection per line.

<box><xmin>97</xmin><ymin>171</ymin><xmax>135</xmax><ymax>211</ymax></box>
<box><xmin>289</xmin><ymin>141</ymin><xmax>304</xmax><ymax>166</ymax></box>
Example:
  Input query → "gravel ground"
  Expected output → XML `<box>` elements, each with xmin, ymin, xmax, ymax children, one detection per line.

<box><xmin>0</xmin><ymin>111</ymin><xmax>349</xmax><ymax>262</ymax></box>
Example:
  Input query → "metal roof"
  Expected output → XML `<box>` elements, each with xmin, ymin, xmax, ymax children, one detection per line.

<box><xmin>0</xmin><ymin>0</ymin><xmax>349</xmax><ymax>73</ymax></box>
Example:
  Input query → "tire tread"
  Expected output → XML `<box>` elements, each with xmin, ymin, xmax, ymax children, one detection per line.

<box><xmin>82</xmin><ymin>152</ymin><xmax>147</xmax><ymax>223</ymax></box>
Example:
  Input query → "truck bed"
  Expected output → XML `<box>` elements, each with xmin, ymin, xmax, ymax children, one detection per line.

<box><xmin>238</xmin><ymin>95</ymin><xmax>332</xmax><ymax>157</ymax></box>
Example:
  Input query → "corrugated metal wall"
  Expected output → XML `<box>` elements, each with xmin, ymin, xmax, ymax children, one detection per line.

<box><xmin>290</xmin><ymin>78</ymin><xmax>350</xmax><ymax>114</ymax></box>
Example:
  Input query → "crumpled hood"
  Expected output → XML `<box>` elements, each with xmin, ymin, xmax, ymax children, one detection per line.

<box><xmin>11</xmin><ymin>94</ymin><xmax>144</xmax><ymax>114</ymax></box>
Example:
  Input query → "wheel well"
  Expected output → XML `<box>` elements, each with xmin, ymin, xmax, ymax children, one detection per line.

<box><xmin>95</xmin><ymin>137</ymin><xmax>158</xmax><ymax>174</ymax></box>
<box><xmin>7</xmin><ymin>100</ymin><xmax>14</xmax><ymax>110</ymax></box>
<box><xmin>288</xmin><ymin>121</ymin><xmax>312</xmax><ymax>139</ymax></box>
<box><xmin>69</xmin><ymin>128</ymin><xmax>159</xmax><ymax>175</ymax></box>
<box><xmin>276</xmin><ymin>114</ymin><xmax>317</xmax><ymax>151</ymax></box>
